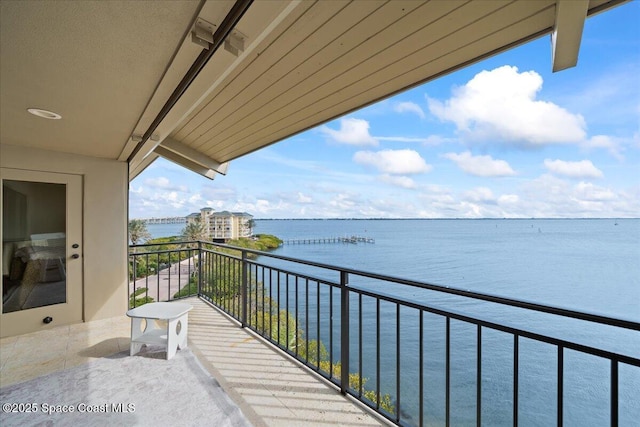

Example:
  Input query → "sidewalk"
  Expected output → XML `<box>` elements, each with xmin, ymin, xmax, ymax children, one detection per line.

<box><xmin>129</xmin><ymin>257</ymin><xmax>197</xmax><ymax>302</ymax></box>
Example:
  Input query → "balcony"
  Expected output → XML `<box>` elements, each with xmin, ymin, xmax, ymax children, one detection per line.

<box><xmin>2</xmin><ymin>241</ymin><xmax>638</xmax><ymax>426</ymax></box>
<box><xmin>1</xmin><ymin>296</ymin><xmax>384</xmax><ymax>426</ymax></box>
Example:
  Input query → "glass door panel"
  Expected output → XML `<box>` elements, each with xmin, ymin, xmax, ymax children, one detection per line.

<box><xmin>2</xmin><ymin>180</ymin><xmax>67</xmax><ymax>312</ymax></box>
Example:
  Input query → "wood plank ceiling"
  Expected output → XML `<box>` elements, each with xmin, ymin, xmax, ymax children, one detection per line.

<box><xmin>132</xmin><ymin>0</ymin><xmax>623</xmax><ymax>180</ymax></box>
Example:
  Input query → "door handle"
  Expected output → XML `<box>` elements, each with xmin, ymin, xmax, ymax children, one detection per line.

<box><xmin>71</xmin><ymin>254</ymin><xmax>80</xmax><ymax>259</ymax></box>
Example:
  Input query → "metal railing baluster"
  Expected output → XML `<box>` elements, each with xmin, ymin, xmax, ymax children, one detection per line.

<box><xmin>420</xmin><ymin>310</ymin><xmax>424</xmax><ymax>427</ymax></box>
<box><xmin>396</xmin><ymin>303</ymin><xmax>401</xmax><ymax>423</ymax></box>
<box><xmin>286</xmin><ymin>274</ymin><xmax>290</xmax><ymax>350</ymax></box>
<box><xmin>317</xmin><ymin>280</ymin><xmax>321</xmax><ymax>369</ymax></box>
<box><xmin>329</xmin><ymin>283</ymin><xmax>334</xmax><ymax>379</ymax></box>
<box><xmin>241</xmin><ymin>250</ymin><xmax>247</xmax><ymax>327</ymax></box>
<box><xmin>305</xmin><ymin>277</ymin><xmax>309</xmax><ymax>366</ymax></box>
<box><xmin>295</xmin><ymin>276</ymin><xmax>299</xmax><ymax>357</ymax></box>
<box><xmin>277</xmin><ymin>271</ymin><xmax>281</xmax><ymax>348</ymax></box>
<box><xmin>558</xmin><ymin>346</ymin><xmax>564</xmax><ymax>427</ymax></box>
<box><xmin>145</xmin><ymin>253</ymin><xmax>149</xmax><ymax>303</ymax></box>
<box><xmin>611</xmin><ymin>360</ymin><xmax>618</xmax><ymax>427</ymax></box>
<box><xmin>376</xmin><ymin>298</ymin><xmax>381</xmax><ymax>410</ymax></box>
<box><xmin>340</xmin><ymin>271</ymin><xmax>349</xmax><ymax>394</ymax></box>
<box><xmin>156</xmin><ymin>252</ymin><xmax>160</xmax><ymax>300</ymax></box>
<box><xmin>477</xmin><ymin>325</ymin><xmax>482</xmax><ymax>427</ymax></box>
<box><xmin>446</xmin><ymin>316</ymin><xmax>451</xmax><ymax>427</ymax></box>
<box><xmin>359</xmin><ymin>293</ymin><xmax>363</xmax><ymax>398</ymax></box>
<box><xmin>514</xmin><ymin>334</ymin><xmax>519</xmax><ymax>427</ymax></box>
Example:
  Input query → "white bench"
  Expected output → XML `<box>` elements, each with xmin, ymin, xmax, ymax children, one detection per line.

<box><xmin>126</xmin><ymin>302</ymin><xmax>192</xmax><ymax>360</ymax></box>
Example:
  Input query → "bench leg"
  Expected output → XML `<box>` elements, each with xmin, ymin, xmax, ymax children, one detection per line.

<box><xmin>177</xmin><ymin>313</ymin><xmax>188</xmax><ymax>350</ymax></box>
<box><xmin>130</xmin><ymin>318</ymin><xmax>145</xmax><ymax>356</ymax></box>
<box><xmin>166</xmin><ymin>314</ymin><xmax>189</xmax><ymax>360</ymax></box>
<box><xmin>130</xmin><ymin>341</ymin><xmax>144</xmax><ymax>356</ymax></box>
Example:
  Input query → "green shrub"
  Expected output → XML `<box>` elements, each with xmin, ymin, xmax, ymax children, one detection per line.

<box><xmin>129</xmin><ymin>288</ymin><xmax>154</xmax><ymax>308</ymax></box>
<box><xmin>173</xmin><ymin>277</ymin><xmax>199</xmax><ymax>299</ymax></box>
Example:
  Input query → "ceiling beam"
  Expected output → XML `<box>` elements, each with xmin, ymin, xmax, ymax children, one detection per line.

<box><xmin>154</xmin><ymin>145</ymin><xmax>219</xmax><ymax>180</ymax></box>
<box><xmin>129</xmin><ymin>152</ymin><xmax>160</xmax><ymax>181</ymax></box>
<box><xmin>158</xmin><ymin>136</ymin><xmax>229</xmax><ymax>173</ymax></box>
<box><xmin>551</xmin><ymin>0</ymin><xmax>589</xmax><ymax>72</ymax></box>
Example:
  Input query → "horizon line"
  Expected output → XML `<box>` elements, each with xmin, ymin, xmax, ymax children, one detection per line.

<box><xmin>135</xmin><ymin>216</ymin><xmax>637</xmax><ymax>221</ymax></box>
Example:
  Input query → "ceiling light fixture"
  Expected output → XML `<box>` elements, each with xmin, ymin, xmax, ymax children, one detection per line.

<box><xmin>27</xmin><ymin>108</ymin><xmax>62</xmax><ymax>120</ymax></box>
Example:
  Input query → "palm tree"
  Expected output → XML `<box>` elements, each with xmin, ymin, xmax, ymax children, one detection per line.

<box><xmin>128</xmin><ymin>219</ymin><xmax>151</xmax><ymax>245</ymax></box>
<box><xmin>181</xmin><ymin>219</ymin><xmax>207</xmax><ymax>244</ymax></box>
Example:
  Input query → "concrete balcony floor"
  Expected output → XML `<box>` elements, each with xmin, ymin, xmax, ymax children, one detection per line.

<box><xmin>1</xmin><ymin>297</ymin><xmax>386</xmax><ymax>426</ymax></box>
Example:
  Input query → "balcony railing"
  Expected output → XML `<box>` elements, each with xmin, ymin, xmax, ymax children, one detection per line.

<box><xmin>129</xmin><ymin>241</ymin><xmax>640</xmax><ymax>427</ymax></box>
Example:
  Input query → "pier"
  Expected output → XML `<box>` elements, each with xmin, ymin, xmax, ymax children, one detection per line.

<box><xmin>284</xmin><ymin>235</ymin><xmax>374</xmax><ymax>245</ymax></box>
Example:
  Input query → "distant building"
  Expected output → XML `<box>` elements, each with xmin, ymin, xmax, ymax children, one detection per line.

<box><xmin>186</xmin><ymin>208</ymin><xmax>253</xmax><ymax>241</ymax></box>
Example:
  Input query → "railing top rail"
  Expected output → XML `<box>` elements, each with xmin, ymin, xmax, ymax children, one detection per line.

<box><xmin>129</xmin><ymin>241</ymin><xmax>640</xmax><ymax>331</ymax></box>
<box><xmin>129</xmin><ymin>240</ymin><xmax>200</xmax><ymax>249</ymax></box>
<box><xmin>129</xmin><ymin>248</ymin><xmax>198</xmax><ymax>257</ymax></box>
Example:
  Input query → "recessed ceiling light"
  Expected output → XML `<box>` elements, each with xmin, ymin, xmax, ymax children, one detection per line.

<box><xmin>27</xmin><ymin>108</ymin><xmax>62</xmax><ymax>120</ymax></box>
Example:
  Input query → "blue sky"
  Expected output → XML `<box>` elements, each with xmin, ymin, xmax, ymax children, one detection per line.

<box><xmin>130</xmin><ymin>2</ymin><xmax>639</xmax><ymax>219</ymax></box>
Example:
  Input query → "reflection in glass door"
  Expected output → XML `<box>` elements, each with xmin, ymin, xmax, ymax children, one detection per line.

<box><xmin>2</xmin><ymin>180</ymin><xmax>68</xmax><ymax>312</ymax></box>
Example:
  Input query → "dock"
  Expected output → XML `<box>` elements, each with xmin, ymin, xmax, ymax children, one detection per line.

<box><xmin>284</xmin><ymin>235</ymin><xmax>374</xmax><ymax>245</ymax></box>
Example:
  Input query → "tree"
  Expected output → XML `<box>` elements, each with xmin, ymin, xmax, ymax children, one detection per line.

<box><xmin>246</xmin><ymin>218</ymin><xmax>256</xmax><ymax>235</ymax></box>
<box><xmin>181</xmin><ymin>218</ymin><xmax>207</xmax><ymax>243</ymax></box>
<box><xmin>128</xmin><ymin>219</ymin><xmax>151</xmax><ymax>245</ymax></box>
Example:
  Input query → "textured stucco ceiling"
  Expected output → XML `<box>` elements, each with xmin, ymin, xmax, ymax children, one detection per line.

<box><xmin>0</xmin><ymin>0</ymin><xmax>202</xmax><ymax>159</ymax></box>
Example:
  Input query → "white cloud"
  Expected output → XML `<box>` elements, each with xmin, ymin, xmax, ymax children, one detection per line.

<box><xmin>379</xmin><ymin>174</ymin><xmax>417</xmax><ymax>189</ymax></box>
<box><xmin>581</xmin><ymin>135</ymin><xmax>624</xmax><ymax>160</ymax></box>
<box><xmin>574</xmin><ymin>182</ymin><xmax>616</xmax><ymax>201</ymax></box>
<box><xmin>297</xmin><ymin>192</ymin><xmax>313</xmax><ymax>203</ymax></box>
<box><xmin>353</xmin><ymin>149</ymin><xmax>432</xmax><ymax>175</ymax></box>
<box><xmin>420</xmin><ymin>135</ymin><xmax>457</xmax><ymax>146</ymax></box>
<box><xmin>517</xmin><ymin>174</ymin><xmax>638</xmax><ymax>217</ymax></box>
<box><xmin>427</xmin><ymin>66</ymin><xmax>587</xmax><ymax>147</ymax></box>
<box><xmin>319</xmin><ymin>118</ymin><xmax>378</xmax><ymax>146</ymax></box>
<box><xmin>200</xmin><ymin>185</ymin><xmax>237</xmax><ymax>202</ymax></box>
<box><xmin>498</xmin><ymin>194</ymin><xmax>520</xmax><ymax>205</ymax></box>
<box><xmin>462</xmin><ymin>187</ymin><xmax>496</xmax><ymax>203</ymax></box>
<box><xmin>376</xmin><ymin>135</ymin><xmax>454</xmax><ymax>146</ymax></box>
<box><xmin>227</xmin><ymin>198</ymin><xmax>286</xmax><ymax>216</ymax></box>
<box><xmin>144</xmin><ymin>177</ymin><xmax>188</xmax><ymax>192</ymax></box>
<box><xmin>443</xmin><ymin>151</ymin><xmax>516</xmax><ymax>177</ymax></box>
<box><xmin>544</xmin><ymin>159</ymin><xmax>604</xmax><ymax>179</ymax></box>
<box><xmin>188</xmin><ymin>194</ymin><xmax>202</xmax><ymax>205</ymax></box>
<box><xmin>255</xmin><ymin>199</ymin><xmax>272</xmax><ymax>212</ymax></box>
<box><xmin>394</xmin><ymin>101</ymin><xmax>425</xmax><ymax>119</ymax></box>
<box><xmin>328</xmin><ymin>193</ymin><xmax>358</xmax><ymax>210</ymax></box>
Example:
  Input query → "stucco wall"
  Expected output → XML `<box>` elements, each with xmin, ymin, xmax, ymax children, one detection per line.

<box><xmin>1</xmin><ymin>143</ymin><xmax>128</xmax><ymax>322</ymax></box>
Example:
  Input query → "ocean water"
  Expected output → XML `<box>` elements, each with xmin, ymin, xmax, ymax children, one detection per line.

<box><xmin>147</xmin><ymin>219</ymin><xmax>640</xmax><ymax>426</ymax></box>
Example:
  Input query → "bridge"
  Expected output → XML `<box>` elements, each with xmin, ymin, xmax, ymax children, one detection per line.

<box><xmin>140</xmin><ymin>217</ymin><xmax>186</xmax><ymax>225</ymax></box>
